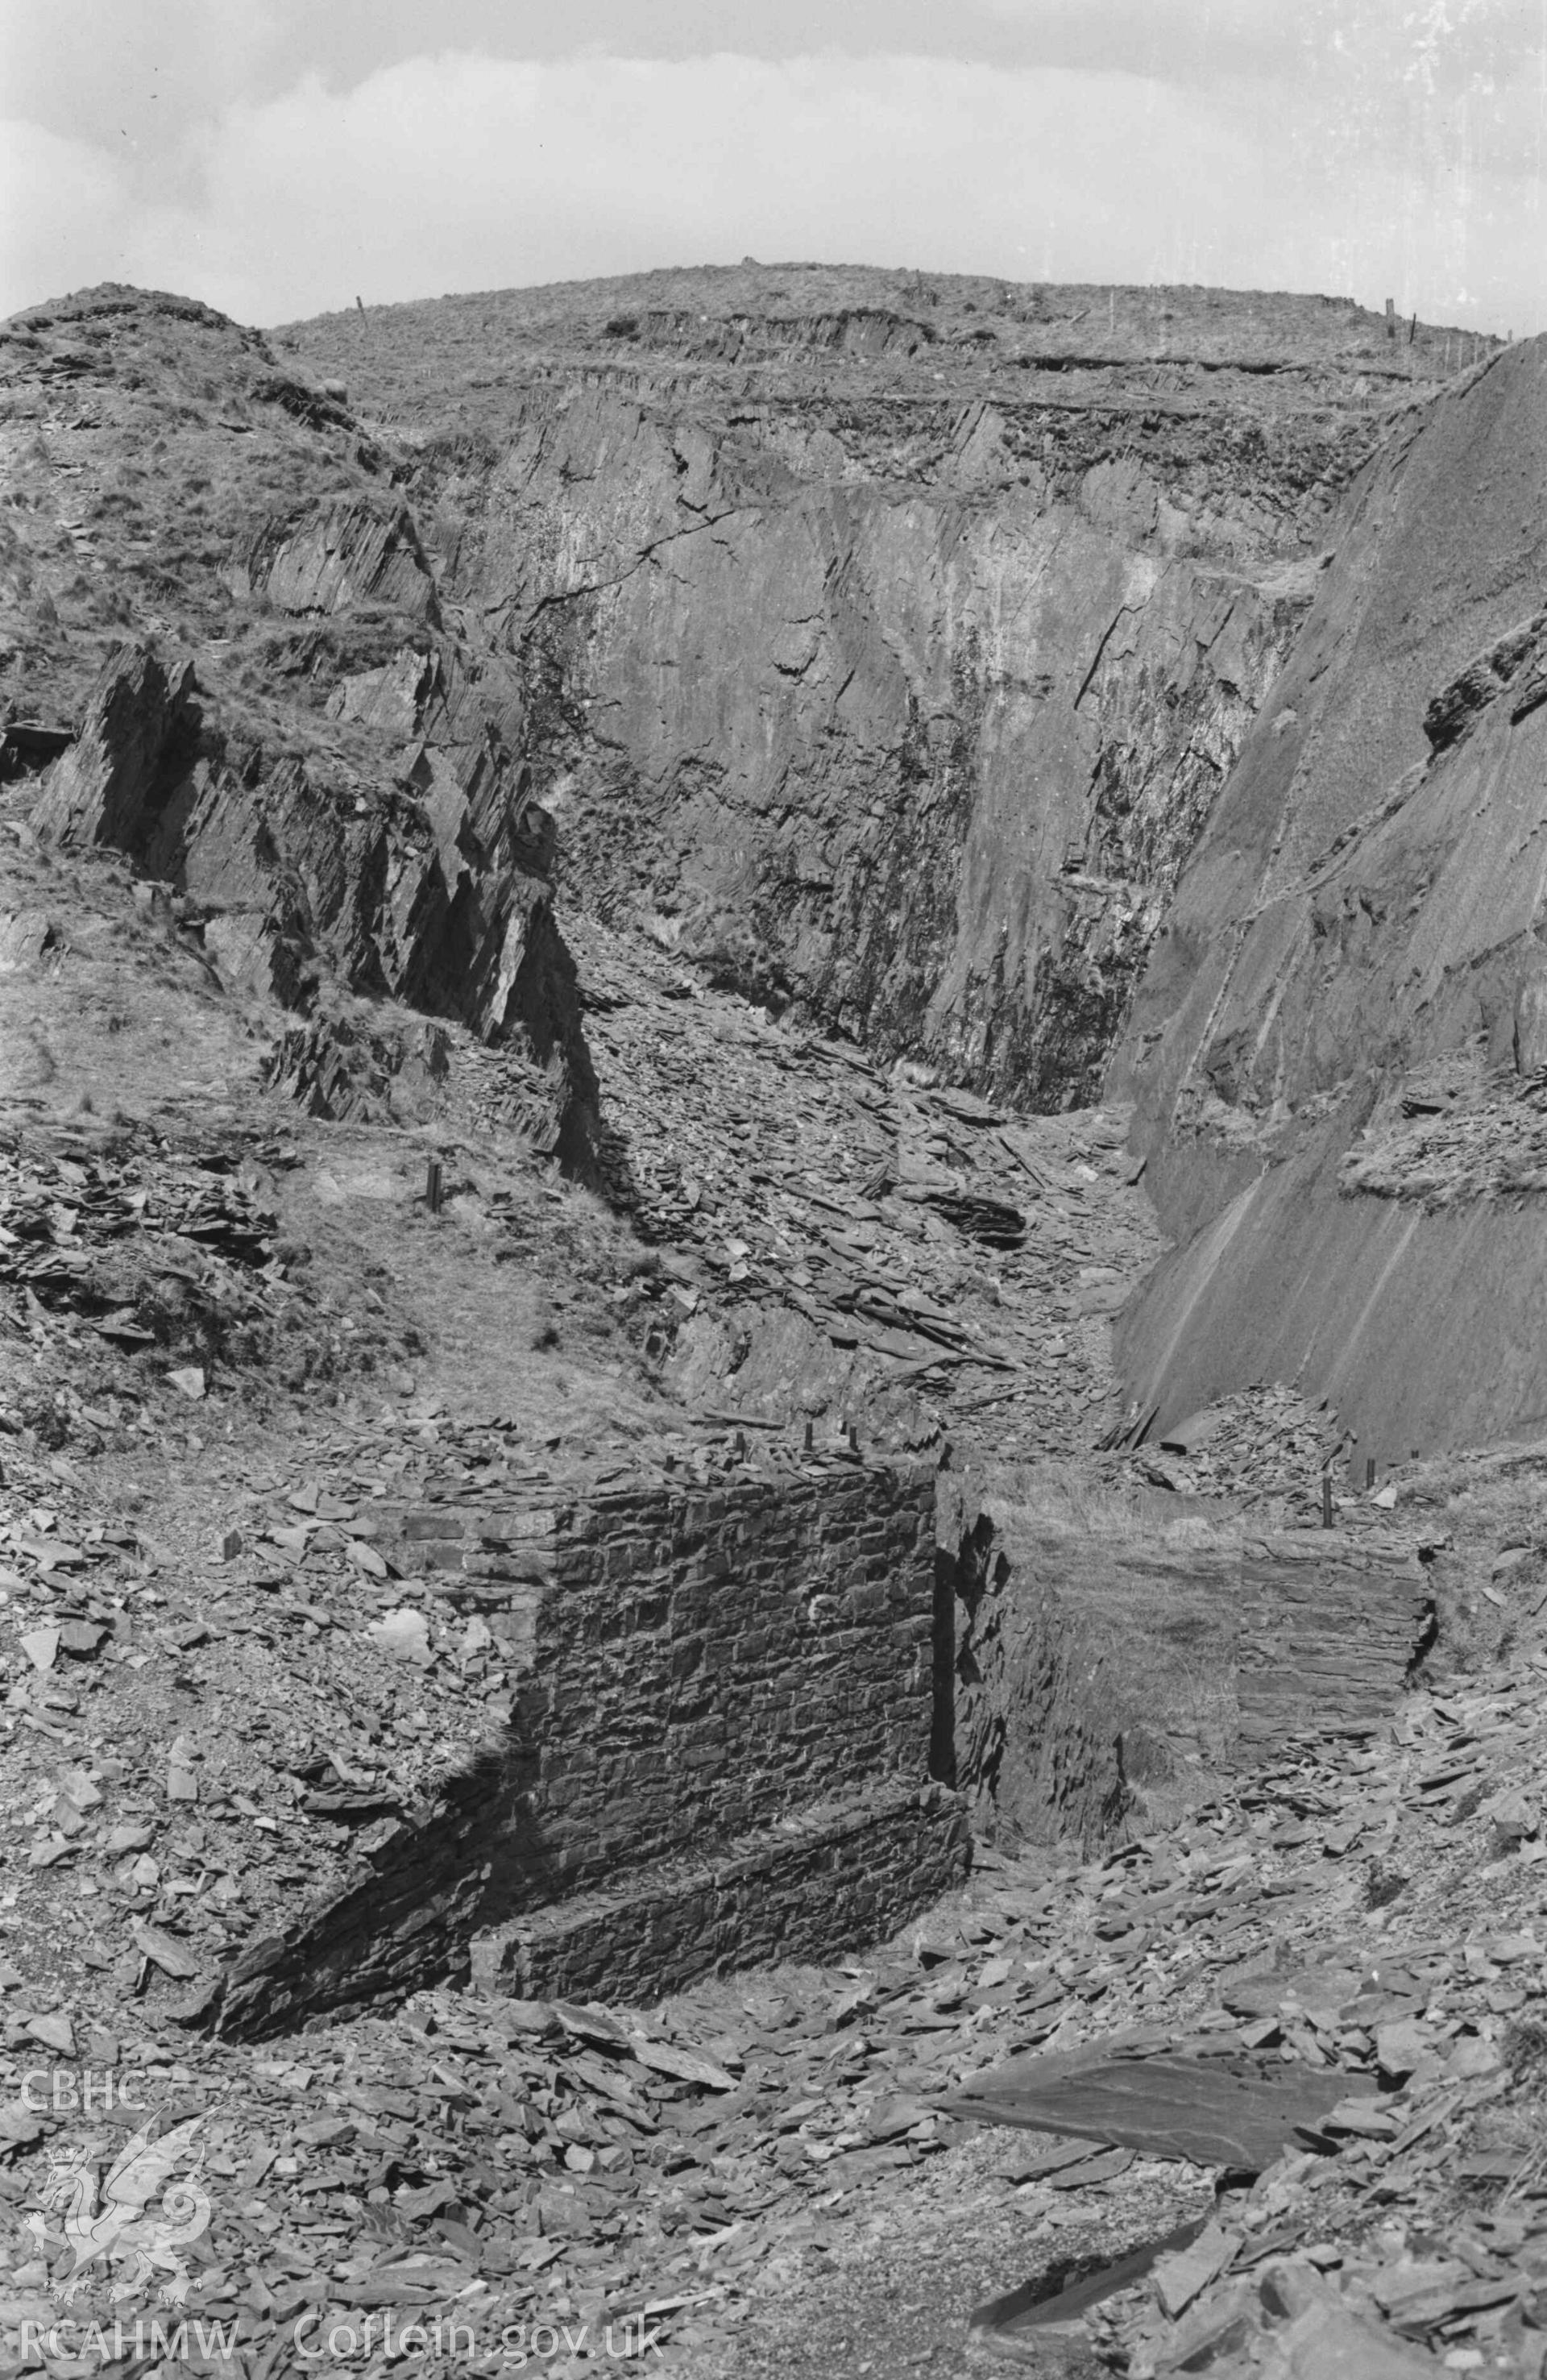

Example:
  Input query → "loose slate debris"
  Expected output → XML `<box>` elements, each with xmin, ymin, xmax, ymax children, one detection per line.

<box><xmin>971</xmin><ymin>2213</ymin><xmax>1210</xmax><ymax>2345</ymax></box>
<box><xmin>923</xmin><ymin>1188</ymin><xmax>1026</xmax><ymax>1248</ymax></box>
<box><xmin>0</xmin><ymin>1131</ymin><xmax>279</xmax><ymax>1301</ymax></box>
<box><xmin>566</xmin><ymin>909</ymin><xmax>1157</xmax><ymax>1461</ymax></box>
<box><xmin>946</xmin><ymin>2043</ymin><xmax>1378</xmax><ymax>2171</ymax></box>
<box><xmin>0</xmin><ymin>721</ymin><xmax>74</xmax><ymax>780</ymax></box>
<box><xmin>1112</xmin><ymin>1377</ymin><xmax>1369</xmax><ymax>1522</ymax></box>
<box><xmin>0</xmin><ymin>1348</ymin><xmax>1544</xmax><ymax>2374</ymax></box>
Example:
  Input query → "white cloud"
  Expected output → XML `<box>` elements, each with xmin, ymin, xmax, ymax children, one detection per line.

<box><xmin>2</xmin><ymin>48</ymin><xmax>1543</xmax><ymax>332</ymax></box>
<box><xmin>0</xmin><ymin>123</ymin><xmax>120</xmax><ymax>310</ymax></box>
<box><xmin>179</xmin><ymin>53</ymin><xmax>1272</xmax><ymax>315</ymax></box>
<box><xmin>0</xmin><ymin>122</ymin><xmax>168</xmax><ymax>309</ymax></box>
<box><xmin>0</xmin><ymin>117</ymin><xmax>270</xmax><ymax>323</ymax></box>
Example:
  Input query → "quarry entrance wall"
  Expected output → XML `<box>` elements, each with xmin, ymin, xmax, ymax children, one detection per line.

<box><xmin>220</xmin><ymin>1444</ymin><xmax>1437</xmax><ymax>2043</ymax></box>
<box><xmin>222</xmin><ymin>1456</ymin><xmax>968</xmax><ymax>2037</ymax></box>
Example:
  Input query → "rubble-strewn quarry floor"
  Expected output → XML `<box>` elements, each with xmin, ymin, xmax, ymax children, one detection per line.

<box><xmin>6</xmin><ymin>797</ymin><xmax>1545</xmax><ymax>2377</ymax></box>
<box><xmin>2</xmin><ymin>1354</ymin><xmax>1545</xmax><ymax>2378</ymax></box>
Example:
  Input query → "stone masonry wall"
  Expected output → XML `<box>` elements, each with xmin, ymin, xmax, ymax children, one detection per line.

<box><xmin>221</xmin><ymin>1457</ymin><xmax>966</xmax><ymax>2037</ymax></box>
<box><xmin>471</xmin><ymin>1788</ymin><xmax>966</xmax><ymax>2008</ymax></box>
<box><xmin>515</xmin><ymin>1471</ymin><xmax>939</xmax><ymax>1893</ymax></box>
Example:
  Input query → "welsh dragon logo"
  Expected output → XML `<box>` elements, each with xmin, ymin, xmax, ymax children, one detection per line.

<box><xmin>23</xmin><ymin>2115</ymin><xmax>210</xmax><ymax>2306</ymax></box>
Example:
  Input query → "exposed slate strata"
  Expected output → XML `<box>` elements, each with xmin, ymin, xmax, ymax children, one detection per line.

<box><xmin>220</xmin><ymin>1461</ymin><xmax>966</xmax><ymax>2037</ymax></box>
<box><xmin>939</xmin><ymin>1492</ymin><xmax>1429</xmax><ymax>1849</ymax></box>
<box><xmin>5</xmin><ymin>276</ymin><xmax>1473</xmax><ymax>1124</ymax></box>
<box><xmin>287</xmin><ymin>263</ymin><xmax>1452</xmax><ymax>1111</ymax></box>
<box><xmin>1229</xmin><ymin>1535</ymin><xmax>1432</xmax><ymax>1752</ymax></box>
<box><xmin>30</xmin><ymin>642</ymin><xmax>201</xmax><ymax>852</ymax></box>
<box><xmin>1423</xmin><ymin>607</ymin><xmax>1547</xmax><ymax>752</ymax></box>
<box><xmin>1114</xmin><ymin>332</ymin><xmax>1547</xmax><ymax>1463</ymax></box>
<box><xmin>30</xmin><ymin>634</ymin><xmax>595</xmax><ymax>1158</ymax></box>
<box><xmin>229</xmin><ymin>495</ymin><xmax>441</xmax><ymax>621</ymax></box>
<box><xmin>420</xmin><ymin>392</ymin><xmax>1313</xmax><ymax>1107</ymax></box>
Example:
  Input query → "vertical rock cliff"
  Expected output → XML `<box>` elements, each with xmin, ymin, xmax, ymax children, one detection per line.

<box><xmin>422</xmin><ymin>390</ymin><xmax>1306</xmax><ymax>1109</ymax></box>
<box><xmin>1112</xmin><ymin>334</ymin><xmax>1547</xmax><ymax>1466</ymax></box>
<box><xmin>291</xmin><ymin>268</ymin><xmax>1479</xmax><ymax>1107</ymax></box>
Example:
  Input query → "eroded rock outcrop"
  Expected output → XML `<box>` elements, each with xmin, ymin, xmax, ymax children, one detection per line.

<box><xmin>31</xmin><ymin>642</ymin><xmax>199</xmax><ymax>850</ymax></box>
<box><xmin>230</xmin><ymin>495</ymin><xmax>441</xmax><ymax>621</ymax></box>
<box><xmin>31</xmin><ymin>629</ymin><xmax>594</xmax><ymax>1155</ymax></box>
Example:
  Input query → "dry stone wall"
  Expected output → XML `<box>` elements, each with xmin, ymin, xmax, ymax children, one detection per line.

<box><xmin>222</xmin><ymin>1458</ymin><xmax>966</xmax><ymax>2037</ymax></box>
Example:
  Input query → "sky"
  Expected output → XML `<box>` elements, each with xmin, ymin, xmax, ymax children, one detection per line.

<box><xmin>2</xmin><ymin>1</ymin><xmax>1545</xmax><ymax>333</ymax></box>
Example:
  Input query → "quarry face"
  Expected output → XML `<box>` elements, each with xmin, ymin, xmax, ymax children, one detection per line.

<box><xmin>0</xmin><ymin>268</ymin><xmax>1544</xmax><ymax>2374</ymax></box>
